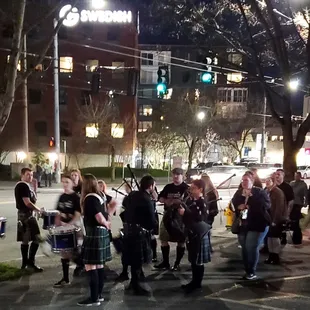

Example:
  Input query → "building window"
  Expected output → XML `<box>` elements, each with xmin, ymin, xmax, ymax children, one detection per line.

<box><xmin>217</xmin><ymin>88</ymin><xmax>247</xmax><ymax>103</ymax></box>
<box><xmin>34</xmin><ymin>121</ymin><xmax>47</xmax><ymax>136</ymax></box>
<box><xmin>81</xmin><ymin>90</ymin><xmax>91</xmax><ymax>105</ymax></box>
<box><xmin>271</xmin><ymin>136</ymin><xmax>278</xmax><ymax>141</ymax></box>
<box><xmin>141</xmin><ymin>53</ymin><xmax>154</xmax><ymax>66</ymax></box>
<box><xmin>140</xmin><ymin>70</ymin><xmax>156</xmax><ymax>84</ymax></box>
<box><xmin>233</xmin><ymin>89</ymin><xmax>247</xmax><ymax>102</ymax></box>
<box><xmin>111</xmin><ymin>123</ymin><xmax>124</xmax><ymax>138</ymax></box>
<box><xmin>85</xmin><ymin>60</ymin><xmax>99</xmax><ymax>72</ymax></box>
<box><xmin>7</xmin><ymin>55</ymin><xmax>21</xmax><ymax>71</ymax></box>
<box><xmin>228</xmin><ymin>53</ymin><xmax>242</xmax><ymax>66</ymax></box>
<box><xmin>112</xmin><ymin>61</ymin><xmax>124</xmax><ymax>79</ymax></box>
<box><xmin>28</xmin><ymin>89</ymin><xmax>42</xmax><ymax>104</ymax></box>
<box><xmin>86</xmin><ymin>123</ymin><xmax>99</xmax><ymax>138</ymax></box>
<box><xmin>227</xmin><ymin>72</ymin><xmax>243</xmax><ymax>84</ymax></box>
<box><xmin>139</xmin><ymin>88</ymin><xmax>153</xmax><ymax>98</ymax></box>
<box><xmin>60</xmin><ymin>121</ymin><xmax>71</xmax><ymax>137</ymax></box>
<box><xmin>138</xmin><ymin>121</ymin><xmax>152</xmax><ymax>132</ymax></box>
<box><xmin>59</xmin><ymin>88</ymin><xmax>68</xmax><ymax>105</ymax></box>
<box><xmin>138</xmin><ymin>105</ymin><xmax>153</xmax><ymax>116</ymax></box>
<box><xmin>60</xmin><ymin>56</ymin><xmax>73</xmax><ymax>73</ymax></box>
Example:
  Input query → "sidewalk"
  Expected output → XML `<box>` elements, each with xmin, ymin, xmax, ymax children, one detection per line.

<box><xmin>2</xmin><ymin>234</ymin><xmax>310</xmax><ymax>309</ymax></box>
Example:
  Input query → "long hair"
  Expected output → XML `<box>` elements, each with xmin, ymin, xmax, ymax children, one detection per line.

<box><xmin>201</xmin><ymin>174</ymin><xmax>219</xmax><ymax>199</ymax></box>
<box><xmin>80</xmin><ymin>173</ymin><xmax>100</xmax><ymax>212</ymax></box>
<box><xmin>71</xmin><ymin>168</ymin><xmax>83</xmax><ymax>186</ymax></box>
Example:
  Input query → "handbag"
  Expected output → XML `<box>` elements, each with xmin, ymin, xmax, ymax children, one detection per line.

<box><xmin>231</xmin><ymin>213</ymin><xmax>241</xmax><ymax>234</ymax></box>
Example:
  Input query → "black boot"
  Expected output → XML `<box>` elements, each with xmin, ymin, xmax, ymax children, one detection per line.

<box><xmin>28</xmin><ymin>242</ymin><xmax>43</xmax><ymax>272</ymax></box>
<box><xmin>182</xmin><ymin>265</ymin><xmax>203</xmax><ymax>294</ymax></box>
<box><xmin>130</xmin><ymin>267</ymin><xmax>150</xmax><ymax>296</ymax></box>
<box><xmin>54</xmin><ymin>259</ymin><xmax>70</xmax><ymax>287</ymax></box>
<box><xmin>151</xmin><ymin>238</ymin><xmax>157</xmax><ymax>262</ymax></box>
<box><xmin>154</xmin><ymin>246</ymin><xmax>170</xmax><ymax>269</ymax></box>
<box><xmin>20</xmin><ymin>244</ymin><xmax>29</xmax><ymax>269</ymax></box>
<box><xmin>171</xmin><ymin>246</ymin><xmax>185</xmax><ymax>271</ymax></box>
<box><xmin>116</xmin><ymin>264</ymin><xmax>129</xmax><ymax>282</ymax></box>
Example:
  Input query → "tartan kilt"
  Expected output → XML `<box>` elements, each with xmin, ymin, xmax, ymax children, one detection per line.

<box><xmin>122</xmin><ymin>231</ymin><xmax>152</xmax><ymax>267</ymax></box>
<box><xmin>82</xmin><ymin>226</ymin><xmax>112</xmax><ymax>265</ymax></box>
<box><xmin>187</xmin><ymin>233</ymin><xmax>211</xmax><ymax>265</ymax></box>
<box><xmin>17</xmin><ymin>211</ymin><xmax>40</xmax><ymax>242</ymax></box>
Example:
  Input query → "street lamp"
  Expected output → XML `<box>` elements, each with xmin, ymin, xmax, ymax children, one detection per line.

<box><xmin>197</xmin><ymin>111</ymin><xmax>205</xmax><ymax>121</ymax></box>
<box><xmin>288</xmin><ymin>79</ymin><xmax>299</xmax><ymax>91</ymax></box>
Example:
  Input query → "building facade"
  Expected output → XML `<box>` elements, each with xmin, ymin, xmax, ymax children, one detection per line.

<box><xmin>0</xmin><ymin>1</ymin><xmax>138</xmax><ymax>168</ymax></box>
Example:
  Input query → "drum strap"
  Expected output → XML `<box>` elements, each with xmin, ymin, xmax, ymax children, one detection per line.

<box><xmin>85</xmin><ymin>193</ymin><xmax>104</xmax><ymax>205</ymax></box>
<box><xmin>15</xmin><ymin>181</ymin><xmax>37</xmax><ymax>200</ymax></box>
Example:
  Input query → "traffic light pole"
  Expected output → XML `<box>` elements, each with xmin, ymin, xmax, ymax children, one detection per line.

<box><xmin>53</xmin><ymin>19</ymin><xmax>61</xmax><ymax>183</ymax></box>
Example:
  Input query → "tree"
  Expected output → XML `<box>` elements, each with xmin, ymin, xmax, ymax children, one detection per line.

<box><xmin>161</xmin><ymin>92</ymin><xmax>217</xmax><ymax>169</ymax></box>
<box><xmin>76</xmin><ymin>93</ymin><xmax>134</xmax><ymax>181</ymax></box>
<box><xmin>138</xmin><ymin>0</ymin><xmax>310</xmax><ymax>179</ymax></box>
<box><xmin>0</xmin><ymin>0</ymin><xmax>74</xmax><ymax>134</ymax></box>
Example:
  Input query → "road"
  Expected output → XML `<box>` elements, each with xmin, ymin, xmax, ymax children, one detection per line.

<box><xmin>0</xmin><ymin>185</ymin><xmax>234</xmax><ymax>262</ymax></box>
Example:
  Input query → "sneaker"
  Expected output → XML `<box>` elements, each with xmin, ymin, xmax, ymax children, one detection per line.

<box><xmin>245</xmin><ymin>274</ymin><xmax>257</xmax><ymax>280</ymax></box>
<box><xmin>53</xmin><ymin>279</ymin><xmax>70</xmax><ymax>288</ymax></box>
<box><xmin>171</xmin><ymin>264</ymin><xmax>181</xmax><ymax>272</ymax></box>
<box><xmin>98</xmin><ymin>295</ymin><xmax>104</xmax><ymax>302</ymax></box>
<box><xmin>77</xmin><ymin>298</ymin><xmax>100</xmax><ymax>307</ymax></box>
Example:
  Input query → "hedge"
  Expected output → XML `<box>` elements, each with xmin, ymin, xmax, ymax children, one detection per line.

<box><xmin>80</xmin><ymin>167</ymin><xmax>170</xmax><ymax>179</ymax></box>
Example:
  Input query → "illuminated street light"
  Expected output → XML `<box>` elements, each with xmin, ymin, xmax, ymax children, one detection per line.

<box><xmin>197</xmin><ymin>111</ymin><xmax>205</xmax><ymax>121</ymax></box>
<box><xmin>288</xmin><ymin>79</ymin><xmax>299</xmax><ymax>91</ymax></box>
<box><xmin>92</xmin><ymin>0</ymin><xmax>105</xmax><ymax>9</ymax></box>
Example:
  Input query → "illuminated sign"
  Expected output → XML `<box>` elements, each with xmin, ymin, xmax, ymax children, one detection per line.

<box><xmin>59</xmin><ymin>4</ymin><xmax>132</xmax><ymax>27</ymax></box>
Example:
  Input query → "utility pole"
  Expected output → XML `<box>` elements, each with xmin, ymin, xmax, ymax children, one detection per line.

<box><xmin>260</xmin><ymin>95</ymin><xmax>267</xmax><ymax>163</ymax></box>
<box><xmin>21</xmin><ymin>34</ymin><xmax>29</xmax><ymax>161</ymax></box>
<box><xmin>53</xmin><ymin>19</ymin><xmax>60</xmax><ymax>183</ymax></box>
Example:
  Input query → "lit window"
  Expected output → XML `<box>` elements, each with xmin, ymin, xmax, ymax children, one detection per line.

<box><xmin>86</xmin><ymin>123</ymin><xmax>99</xmax><ymax>138</ymax></box>
<box><xmin>85</xmin><ymin>59</ymin><xmax>99</xmax><ymax>72</ymax></box>
<box><xmin>228</xmin><ymin>53</ymin><xmax>242</xmax><ymax>66</ymax></box>
<box><xmin>60</xmin><ymin>56</ymin><xmax>73</xmax><ymax>73</ymax></box>
<box><xmin>271</xmin><ymin>136</ymin><xmax>278</xmax><ymax>141</ymax></box>
<box><xmin>143</xmin><ymin>105</ymin><xmax>153</xmax><ymax>116</ymax></box>
<box><xmin>111</xmin><ymin>123</ymin><xmax>124</xmax><ymax>138</ymax></box>
<box><xmin>227</xmin><ymin>73</ymin><xmax>243</xmax><ymax>83</ymax></box>
<box><xmin>279</xmin><ymin>136</ymin><xmax>283</xmax><ymax>142</ymax></box>
<box><xmin>138</xmin><ymin>121</ymin><xmax>152</xmax><ymax>132</ymax></box>
<box><xmin>7</xmin><ymin>55</ymin><xmax>21</xmax><ymax>71</ymax></box>
<box><xmin>163</xmin><ymin>88</ymin><xmax>173</xmax><ymax>100</ymax></box>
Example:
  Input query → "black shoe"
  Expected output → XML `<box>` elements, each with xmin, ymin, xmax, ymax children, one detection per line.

<box><xmin>152</xmin><ymin>257</ymin><xmax>158</xmax><ymax>263</ymax></box>
<box><xmin>53</xmin><ymin>279</ymin><xmax>70</xmax><ymax>288</ymax></box>
<box><xmin>181</xmin><ymin>281</ymin><xmax>201</xmax><ymax>294</ymax></box>
<box><xmin>116</xmin><ymin>272</ymin><xmax>129</xmax><ymax>282</ymax></box>
<box><xmin>27</xmin><ymin>263</ymin><xmax>43</xmax><ymax>272</ymax></box>
<box><xmin>133</xmin><ymin>285</ymin><xmax>151</xmax><ymax>296</ymax></box>
<box><xmin>154</xmin><ymin>262</ymin><xmax>170</xmax><ymax>270</ymax></box>
<box><xmin>245</xmin><ymin>274</ymin><xmax>257</xmax><ymax>280</ymax></box>
<box><xmin>77</xmin><ymin>298</ymin><xmax>100</xmax><ymax>306</ymax></box>
<box><xmin>73</xmin><ymin>267</ymin><xmax>84</xmax><ymax>277</ymax></box>
<box><xmin>264</xmin><ymin>257</ymin><xmax>273</xmax><ymax>264</ymax></box>
<box><xmin>21</xmin><ymin>264</ymin><xmax>27</xmax><ymax>270</ymax></box>
<box><xmin>171</xmin><ymin>264</ymin><xmax>181</xmax><ymax>271</ymax></box>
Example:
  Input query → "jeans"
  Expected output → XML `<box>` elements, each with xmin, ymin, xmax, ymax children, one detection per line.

<box><xmin>238</xmin><ymin>227</ymin><xmax>269</xmax><ymax>274</ymax></box>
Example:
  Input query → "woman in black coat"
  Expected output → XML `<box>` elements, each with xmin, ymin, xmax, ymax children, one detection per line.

<box><xmin>232</xmin><ymin>173</ymin><xmax>271</xmax><ymax>281</ymax></box>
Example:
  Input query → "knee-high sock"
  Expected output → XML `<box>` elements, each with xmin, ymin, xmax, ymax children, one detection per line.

<box><xmin>98</xmin><ymin>268</ymin><xmax>105</xmax><ymax>296</ymax></box>
<box><xmin>88</xmin><ymin>270</ymin><xmax>99</xmax><ymax>302</ymax></box>
<box><xmin>151</xmin><ymin>238</ymin><xmax>157</xmax><ymax>259</ymax></box>
<box><xmin>161</xmin><ymin>246</ymin><xmax>170</xmax><ymax>265</ymax></box>
<box><xmin>175</xmin><ymin>246</ymin><xmax>185</xmax><ymax>265</ymax></box>
<box><xmin>61</xmin><ymin>259</ymin><xmax>70</xmax><ymax>282</ymax></box>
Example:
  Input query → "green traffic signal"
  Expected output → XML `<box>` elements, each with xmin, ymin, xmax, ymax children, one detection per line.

<box><xmin>157</xmin><ymin>83</ymin><xmax>167</xmax><ymax>93</ymax></box>
<box><xmin>201</xmin><ymin>72</ymin><xmax>213</xmax><ymax>83</ymax></box>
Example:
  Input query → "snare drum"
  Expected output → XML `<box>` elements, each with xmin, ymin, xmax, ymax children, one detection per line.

<box><xmin>0</xmin><ymin>217</ymin><xmax>7</xmax><ymax>238</ymax></box>
<box><xmin>48</xmin><ymin>225</ymin><xmax>79</xmax><ymax>253</ymax></box>
<box><xmin>42</xmin><ymin>210</ymin><xmax>59</xmax><ymax>230</ymax></box>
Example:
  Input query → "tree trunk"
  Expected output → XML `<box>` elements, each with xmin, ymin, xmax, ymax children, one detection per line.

<box><xmin>0</xmin><ymin>0</ymin><xmax>26</xmax><ymax>134</ymax></box>
<box><xmin>111</xmin><ymin>146</ymin><xmax>116</xmax><ymax>181</ymax></box>
<box><xmin>187</xmin><ymin>139</ymin><xmax>197</xmax><ymax>170</ymax></box>
<box><xmin>163</xmin><ymin>150</ymin><xmax>167</xmax><ymax>170</ymax></box>
<box><xmin>282</xmin><ymin>122</ymin><xmax>297</xmax><ymax>181</ymax></box>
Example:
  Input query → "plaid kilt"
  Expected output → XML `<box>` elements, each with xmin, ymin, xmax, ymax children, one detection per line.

<box><xmin>187</xmin><ymin>233</ymin><xmax>211</xmax><ymax>265</ymax></box>
<box><xmin>17</xmin><ymin>211</ymin><xmax>40</xmax><ymax>242</ymax></box>
<box><xmin>122</xmin><ymin>230</ymin><xmax>152</xmax><ymax>267</ymax></box>
<box><xmin>82</xmin><ymin>226</ymin><xmax>112</xmax><ymax>265</ymax></box>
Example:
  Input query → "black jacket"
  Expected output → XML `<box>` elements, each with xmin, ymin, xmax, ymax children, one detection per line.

<box><xmin>123</xmin><ymin>190</ymin><xmax>157</xmax><ymax>231</ymax></box>
<box><xmin>232</xmin><ymin>187</ymin><xmax>271</xmax><ymax>232</ymax></box>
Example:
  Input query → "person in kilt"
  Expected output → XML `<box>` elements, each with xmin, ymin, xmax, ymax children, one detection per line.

<box><xmin>77</xmin><ymin>174</ymin><xmax>112</xmax><ymax>307</ymax></box>
<box><xmin>15</xmin><ymin>167</ymin><xmax>44</xmax><ymax>272</ymax></box>
<box><xmin>178</xmin><ymin>179</ymin><xmax>211</xmax><ymax>294</ymax></box>
<box><xmin>154</xmin><ymin>168</ymin><xmax>189</xmax><ymax>271</ymax></box>
<box><xmin>122</xmin><ymin>175</ymin><xmax>157</xmax><ymax>296</ymax></box>
<box><xmin>53</xmin><ymin>175</ymin><xmax>82</xmax><ymax>288</ymax></box>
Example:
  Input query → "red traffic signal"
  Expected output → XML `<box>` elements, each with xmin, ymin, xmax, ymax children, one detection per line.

<box><xmin>49</xmin><ymin>137</ymin><xmax>55</xmax><ymax>147</ymax></box>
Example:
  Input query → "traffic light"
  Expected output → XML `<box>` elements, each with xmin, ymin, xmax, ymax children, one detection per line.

<box><xmin>157</xmin><ymin>65</ymin><xmax>169</xmax><ymax>98</ymax></box>
<box><xmin>49</xmin><ymin>137</ymin><xmax>55</xmax><ymax>148</ymax></box>
<box><xmin>91</xmin><ymin>72</ymin><xmax>101</xmax><ymax>94</ymax></box>
<box><xmin>200</xmin><ymin>72</ymin><xmax>215</xmax><ymax>84</ymax></box>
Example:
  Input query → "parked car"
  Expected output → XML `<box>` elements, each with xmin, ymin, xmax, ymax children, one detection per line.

<box><xmin>185</xmin><ymin>162</ymin><xmax>223</xmax><ymax>182</ymax></box>
<box><xmin>297</xmin><ymin>166</ymin><xmax>310</xmax><ymax>179</ymax></box>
